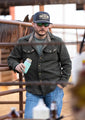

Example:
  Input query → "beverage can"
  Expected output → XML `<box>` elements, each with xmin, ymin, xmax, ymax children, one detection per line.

<box><xmin>24</xmin><ymin>58</ymin><xmax>32</xmax><ymax>74</ymax></box>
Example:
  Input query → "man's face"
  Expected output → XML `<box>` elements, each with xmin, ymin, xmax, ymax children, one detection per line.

<box><xmin>32</xmin><ymin>23</ymin><xmax>50</xmax><ymax>37</ymax></box>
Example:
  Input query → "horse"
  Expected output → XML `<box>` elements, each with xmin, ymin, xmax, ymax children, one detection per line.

<box><xmin>0</xmin><ymin>15</ymin><xmax>33</xmax><ymax>64</ymax></box>
<box><xmin>0</xmin><ymin>15</ymin><xmax>33</xmax><ymax>43</ymax></box>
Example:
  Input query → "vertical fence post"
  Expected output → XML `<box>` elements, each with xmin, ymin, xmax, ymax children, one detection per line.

<box><xmin>18</xmin><ymin>24</ymin><xmax>23</xmax><ymax>38</ymax></box>
<box><xmin>19</xmin><ymin>73</ymin><xmax>23</xmax><ymax>118</ymax></box>
<box><xmin>18</xmin><ymin>23</ymin><xmax>23</xmax><ymax>118</ymax></box>
<box><xmin>76</xmin><ymin>29</ymin><xmax>79</xmax><ymax>52</ymax></box>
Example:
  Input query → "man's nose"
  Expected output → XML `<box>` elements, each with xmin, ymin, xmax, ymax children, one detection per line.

<box><xmin>41</xmin><ymin>25</ymin><xmax>45</xmax><ymax>28</ymax></box>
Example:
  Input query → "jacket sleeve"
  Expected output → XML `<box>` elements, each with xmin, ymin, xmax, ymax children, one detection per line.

<box><xmin>7</xmin><ymin>40</ymin><xmax>22</xmax><ymax>72</ymax></box>
<box><xmin>58</xmin><ymin>39</ymin><xmax>72</xmax><ymax>87</ymax></box>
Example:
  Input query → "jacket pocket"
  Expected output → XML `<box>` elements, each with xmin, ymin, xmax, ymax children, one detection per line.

<box><xmin>23</xmin><ymin>48</ymin><xmax>35</xmax><ymax>53</ymax></box>
<box><xmin>43</xmin><ymin>47</ymin><xmax>59</xmax><ymax>61</ymax></box>
<box><xmin>44</xmin><ymin>48</ymin><xmax>57</xmax><ymax>53</ymax></box>
<box><xmin>22</xmin><ymin>47</ymin><xmax>35</xmax><ymax>61</ymax></box>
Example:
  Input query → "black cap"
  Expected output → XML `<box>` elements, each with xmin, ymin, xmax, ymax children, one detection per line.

<box><xmin>33</xmin><ymin>11</ymin><xmax>51</xmax><ymax>24</ymax></box>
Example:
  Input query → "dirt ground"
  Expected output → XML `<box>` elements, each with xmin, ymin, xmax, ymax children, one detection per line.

<box><xmin>0</xmin><ymin>85</ymin><xmax>75</xmax><ymax>120</ymax></box>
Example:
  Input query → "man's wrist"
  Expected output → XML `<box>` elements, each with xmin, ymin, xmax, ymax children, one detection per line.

<box><xmin>57</xmin><ymin>84</ymin><xmax>63</xmax><ymax>89</ymax></box>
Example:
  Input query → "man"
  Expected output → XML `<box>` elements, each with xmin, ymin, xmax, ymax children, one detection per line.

<box><xmin>8</xmin><ymin>11</ymin><xmax>71</xmax><ymax>118</ymax></box>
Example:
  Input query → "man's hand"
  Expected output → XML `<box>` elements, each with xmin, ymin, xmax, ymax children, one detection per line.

<box><xmin>57</xmin><ymin>84</ymin><xmax>63</xmax><ymax>89</ymax></box>
<box><xmin>15</xmin><ymin>63</ymin><xmax>25</xmax><ymax>73</ymax></box>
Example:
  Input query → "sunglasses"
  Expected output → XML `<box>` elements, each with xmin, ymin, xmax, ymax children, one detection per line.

<box><xmin>37</xmin><ymin>23</ymin><xmax>50</xmax><ymax>27</ymax></box>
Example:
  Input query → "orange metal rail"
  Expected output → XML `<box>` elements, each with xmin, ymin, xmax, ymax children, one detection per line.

<box><xmin>0</xmin><ymin>19</ymin><xmax>85</xmax><ymax>29</ymax></box>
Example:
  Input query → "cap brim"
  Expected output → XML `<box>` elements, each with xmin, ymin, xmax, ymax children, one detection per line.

<box><xmin>34</xmin><ymin>20</ymin><xmax>51</xmax><ymax>24</ymax></box>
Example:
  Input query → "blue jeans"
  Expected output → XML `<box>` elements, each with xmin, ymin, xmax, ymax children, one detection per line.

<box><xmin>24</xmin><ymin>86</ymin><xmax>64</xmax><ymax>119</ymax></box>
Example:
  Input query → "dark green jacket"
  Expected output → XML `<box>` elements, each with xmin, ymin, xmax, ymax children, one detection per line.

<box><xmin>8</xmin><ymin>32</ymin><xmax>71</xmax><ymax>95</ymax></box>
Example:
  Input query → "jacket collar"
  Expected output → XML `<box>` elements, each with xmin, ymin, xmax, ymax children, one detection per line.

<box><xmin>28</xmin><ymin>32</ymin><xmax>52</xmax><ymax>50</ymax></box>
<box><xmin>28</xmin><ymin>31</ymin><xmax>52</xmax><ymax>43</ymax></box>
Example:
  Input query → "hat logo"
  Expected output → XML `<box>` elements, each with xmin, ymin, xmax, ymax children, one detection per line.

<box><xmin>39</xmin><ymin>14</ymin><xmax>49</xmax><ymax>20</ymax></box>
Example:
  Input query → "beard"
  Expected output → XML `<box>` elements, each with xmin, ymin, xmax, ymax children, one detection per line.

<box><xmin>34</xmin><ymin>28</ymin><xmax>47</xmax><ymax>36</ymax></box>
